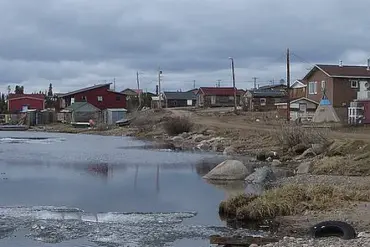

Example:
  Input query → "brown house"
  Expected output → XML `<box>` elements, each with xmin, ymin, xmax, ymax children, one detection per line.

<box><xmin>289</xmin><ymin>80</ymin><xmax>307</xmax><ymax>100</ymax></box>
<box><xmin>196</xmin><ymin>87</ymin><xmax>244</xmax><ymax>107</ymax></box>
<box><xmin>245</xmin><ymin>90</ymin><xmax>286</xmax><ymax>111</ymax></box>
<box><xmin>302</xmin><ymin>63</ymin><xmax>370</xmax><ymax>121</ymax></box>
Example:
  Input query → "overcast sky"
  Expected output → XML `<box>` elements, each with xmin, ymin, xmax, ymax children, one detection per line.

<box><xmin>1</xmin><ymin>0</ymin><xmax>370</xmax><ymax>94</ymax></box>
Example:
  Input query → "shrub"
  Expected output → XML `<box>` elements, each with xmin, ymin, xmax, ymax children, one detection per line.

<box><xmin>274</xmin><ymin>124</ymin><xmax>329</xmax><ymax>150</ymax></box>
<box><xmin>163</xmin><ymin>116</ymin><xmax>193</xmax><ymax>136</ymax></box>
<box><xmin>219</xmin><ymin>184</ymin><xmax>370</xmax><ymax>222</ymax></box>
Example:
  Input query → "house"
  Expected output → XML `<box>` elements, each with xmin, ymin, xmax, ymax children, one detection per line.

<box><xmin>7</xmin><ymin>94</ymin><xmax>45</xmax><ymax>113</ymax></box>
<box><xmin>245</xmin><ymin>90</ymin><xmax>286</xmax><ymax>111</ymax></box>
<box><xmin>289</xmin><ymin>80</ymin><xmax>307</xmax><ymax>100</ymax></box>
<box><xmin>301</xmin><ymin>62</ymin><xmax>370</xmax><ymax>121</ymax></box>
<box><xmin>58</xmin><ymin>102</ymin><xmax>101</xmax><ymax>123</ymax></box>
<box><xmin>196</xmin><ymin>87</ymin><xmax>244</xmax><ymax>107</ymax></box>
<box><xmin>186</xmin><ymin>88</ymin><xmax>199</xmax><ymax>95</ymax></box>
<box><xmin>121</xmin><ymin>88</ymin><xmax>143</xmax><ymax>96</ymax></box>
<box><xmin>162</xmin><ymin>91</ymin><xmax>196</xmax><ymax>108</ymax></box>
<box><xmin>59</xmin><ymin>83</ymin><xmax>126</xmax><ymax>110</ymax></box>
<box><xmin>275</xmin><ymin>97</ymin><xmax>319</xmax><ymax>121</ymax></box>
<box><xmin>258</xmin><ymin>84</ymin><xmax>287</xmax><ymax>91</ymax></box>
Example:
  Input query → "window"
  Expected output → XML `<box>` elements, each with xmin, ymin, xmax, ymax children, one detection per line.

<box><xmin>350</xmin><ymin>80</ymin><xmax>359</xmax><ymax>89</ymax></box>
<box><xmin>260</xmin><ymin>98</ymin><xmax>266</xmax><ymax>106</ymax></box>
<box><xmin>81</xmin><ymin>96</ymin><xmax>87</xmax><ymax>101</ymax></box>
<box><xmin>308</xmin><ymin>81</ymin><xmax>317</xmax><ymax>94</ymax></box>
<box><xmin>116</xmin><ymin>96</ymin><xmax>121</xmax><ymax>101</ymax></box>
<box><xmin>97</xmin><ymin>96</ymin><xmax>103</xmax><ymax>102</ymax></box>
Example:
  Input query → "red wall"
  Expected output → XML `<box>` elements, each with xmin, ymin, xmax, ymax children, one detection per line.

<box><xmin>64</xmin><ymin>86</ymin><xmax>126</xmax><ymax>110</ymax></box>
<box><xmin>8</xmin><ymin>98</ymin><xmax>44</xmax><ymax>113</ymax></box>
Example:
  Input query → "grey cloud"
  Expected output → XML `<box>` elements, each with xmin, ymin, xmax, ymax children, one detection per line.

<box><xmin>0</xmin><ymin>0</ymin><xmax>370</xmax><ymax>92</ymax></box>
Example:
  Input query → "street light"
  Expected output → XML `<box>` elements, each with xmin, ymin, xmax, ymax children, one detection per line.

<box><xmin>229</xmin><ymin>57</ymin><xmax>237</xmax><ymax>113</ymax></box>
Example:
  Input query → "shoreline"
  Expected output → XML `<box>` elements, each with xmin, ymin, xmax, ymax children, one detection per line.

<box><xmin>24</xmin><ymin>109</ymin><xmax>370</xmax><ymax>246</ymax></box>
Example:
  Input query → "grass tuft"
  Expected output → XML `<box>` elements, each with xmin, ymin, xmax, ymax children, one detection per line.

<box><xmin>219</xmin><ymin>184</ymin><xmax>370</xmax><ymax>221</ymax></box>
<box><xmin>163</xmin><ymin>116</ymin><xmax>193</xmax><ymax>136</ymax></box>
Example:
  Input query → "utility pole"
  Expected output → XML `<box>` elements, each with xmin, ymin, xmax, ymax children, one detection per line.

<box><xmin>229</xmin><ymin>57</ymin><xmax>237</xmax><ymax>113</ymax></box>
<box><xmin>217</xmin><ymin>79</ymin><xmax>221</xmax><ymax>87</ymax></box>
<box><xmin>113</xmin><ymin>77</ymin><xmax>116</xmax><ymax>91</ymax></box>
<box><xmin>286</xmin><ymin>48</ymin><xmax>291</xmax><ymax>122</ymax></box>
<box><xmin>193</xmin><ymin>80</ymin><xmax>196</xmax><ymax>89</ymax></box>
<box><xmin>158</xmin><ymin>68</ymin><xmax>162</xmax><ymax>108</ymax></box>
<box><xmin>252</xmin><ymin>77</ymin><xmax>258</xmax><ymax>89</ymax></box>
<box><xmin>136</xmin><ymin>71</ymin><xmax>141</xmax><ymax>109</ymax></box>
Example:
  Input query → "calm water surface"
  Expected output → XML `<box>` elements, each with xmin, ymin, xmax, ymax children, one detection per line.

<box><xmin>0</xmin><ymin>131</ymin><xmax>248</xmax><ymax>247</ymax></box>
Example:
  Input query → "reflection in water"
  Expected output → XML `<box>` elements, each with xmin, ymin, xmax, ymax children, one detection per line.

<box><xmin>205</xmin><ymin>179</ymin><xmax>246</xmax><ymax>199</ymax></box>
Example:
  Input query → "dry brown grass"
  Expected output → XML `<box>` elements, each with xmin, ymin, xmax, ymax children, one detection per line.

<box><xmin>219</xmin><ymin>184</ymin><xmax>370</xmax><ymax>221</ymax></box>
<box><xmin>274</xmin><ymin>124</ymin><xmax>330</xmax><ymax>150</ymax></box>
<box><xmin>312</xmin><ymin>139</ymin><xmax>370</xmax><ymax>176</ymax></box>
<box><xmin>163</xmin><ymin>116</ymin><xmax>193</xmax><ymax>136</ymax></box>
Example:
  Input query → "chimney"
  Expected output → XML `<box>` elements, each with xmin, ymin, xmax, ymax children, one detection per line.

<box><xmin>367</xmin><ymin>59</ymin><xmax>370</xmax><ymax>71</ymax></box>
<box><xmin>339</xmin><ymin>60</ymin><xmax>343</xmax><ymax>67</ymax></box>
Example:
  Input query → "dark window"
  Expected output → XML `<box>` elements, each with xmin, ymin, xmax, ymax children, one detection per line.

<box><xmin>116</xmin><ymin>96</ymin><xmax>121</xmax><ymax>101</ymax></box>
<box><xmin>81</xmin><ymin>96</ymin><xmax>87</xmax><ymax>101</ymax></box>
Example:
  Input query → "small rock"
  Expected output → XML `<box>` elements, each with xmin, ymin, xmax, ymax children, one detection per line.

<box><xmin>245</xmin><ymin>166</ymin><xmax>276</xmax><ymax>184</ymax></box>
<box><xmin>266</xmin><ymin>151</ymin><xmax>279</xmax><ymax>160</ymax></box>
<box><xmin>181</xmin><ymin>132</ymin><xmax>190</xmax><ymax>138</ymax></box>
<box><xmin>358</xmin><ymin>232</ymin><xmax>370</xmax><ymax>238</ymax></box>
<box><xmin>271</xmin><ymin>159</ymin><xmax>282</xmax><ymax>167</ymax></box>
<box><xmin>249</xmin><ymin>244</ymin><xmax>258</xmax><ymax>247</ymax></box>
<box><xmin>193</xmin><ymin>134</ymin><xmax>206</xmax><ymax>142</ymax></box>
<box><xmin>204</xmin><ymin>129</ymin><xmax>216</xmax><ymax>136</ymax></box>
<box><xmin>296</xmin><ymin>161</ymin><xmax>312</xmax><ymax>174</ymax></box>
<box><xmin>223</xmin><ymin>146</ymin><xmax>235</xmax><ymax>156</ymax></box>
<box><xmin>297</xmin><ymin>148</ymin><xmax>316</xmax><ymax>159</ymax></box>
<box><xmin>171</xmin><ymin>136</ymin><xmax>184</xmax><ymax>142</ymax></box>
<box><xmin>311</xmin><ymin>143</ymin><xmax>326</xmax><ymax>155</ymax></box>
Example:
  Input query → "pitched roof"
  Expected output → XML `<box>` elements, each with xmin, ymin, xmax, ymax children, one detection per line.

<box><xmin>64</xmin><ymin>102</ymin><xmax>100</xmax><ymax>112</ymax></box>
<box><xmin>8</xmin><ymin>94</ymin><xmax>45</xmax><ymax>101</ymax></box>
<box><xmin>163</xmin><ymin>91</ymin><xmax>196</xmax><ymax>100</ymax></box>
<box><xmin>249</xmin><ymin>90</ymin><xmax>286</xmax><ymax>97</ymax></box>
<box><xmin>258</xmin><ymin>84</ymin><xmax>287</xmax><ymax>90</ymax></box>
<box><xmin>307</xmin><ymin>64</ymin><xmax>370</xmax><ymax>79</ymax></box>
<box><xmin>60</xmin><ymin>83</ymin><xmax>111</xmax><ymax>97</ymax></box>
<box><xmin>198</xmin><ymin>87</ymin><xmax>244</xmax><ymax>96</ymax></box>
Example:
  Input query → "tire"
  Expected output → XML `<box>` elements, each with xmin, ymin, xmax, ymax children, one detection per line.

<box><xmin>309</xmin><ymin>221</ymin><xmax>356</xmax><ymax>240</ymax></box>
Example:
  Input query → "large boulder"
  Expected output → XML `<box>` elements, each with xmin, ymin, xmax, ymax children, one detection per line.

<box><xmin>203</xmin><ymin>160</ymin><xmax>249</xmax><ymax>180</ymax></box>
<box><xmin>245</xmin><ymin>183</ymin><xmax>264</xmax><ymax>196</ymax></box>
<box><xmin>245</xmin><ymin>166</ymin><xmax>276</xmax><ymax>184</ymax></box>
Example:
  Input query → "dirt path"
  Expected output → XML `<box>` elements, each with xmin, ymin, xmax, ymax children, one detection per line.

<box><xmin>167</xmin><ymin>109</ymin><xmax>370</xmax><ymax>141</ymax></box>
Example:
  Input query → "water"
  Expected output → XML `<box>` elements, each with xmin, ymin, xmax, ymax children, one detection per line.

<box><xmin>0</xmin><ymin>131</ymin><xmax>249</xmax><ymax>247</ymax></box>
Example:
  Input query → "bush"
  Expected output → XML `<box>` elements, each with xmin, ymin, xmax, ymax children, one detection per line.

<box><xmin>163</xmin><ymin>116</ymin><xmax>193</xmax><ymax>136</ymax></box>
<box><xmin>274</xmin><ymin>124</ymin><xmax>329</xmax><ymax>150</ymax></box>
<box><xmin>219</xmin><ymin>184</ymin><xmax>370</xmax><ymax>222</ymax></box>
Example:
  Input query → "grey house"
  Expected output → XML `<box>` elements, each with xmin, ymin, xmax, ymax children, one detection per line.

<box><xmin>163</xmin><ymin>91</ymin><xmax>196</xmax><ymax>108</ymax></box>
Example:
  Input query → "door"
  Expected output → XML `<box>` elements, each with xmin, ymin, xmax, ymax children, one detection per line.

<box><xmin>211</xmin><ymin>96</ymin><xmax>216</xmax><ymax>105</ymax></box>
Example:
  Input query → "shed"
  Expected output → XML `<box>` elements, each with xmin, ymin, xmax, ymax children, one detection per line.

<box><xmin>103</xmin><ymin>108</ymin><xmax>128</xmax><ymax>125</ymax></box>
<box><xmin>163</xmin><ymin>91</ymin><xmax>196</xmax><ymax>108</ymax></box>
<box><xmin>64</xmin><ymin>102</ymin><xmax>101</xmax><ymax>123</ymax></box>
<box><xmin>245</xmin><ymin>90</ymin><xmax>286</xmax><ymax>111</ymax></box>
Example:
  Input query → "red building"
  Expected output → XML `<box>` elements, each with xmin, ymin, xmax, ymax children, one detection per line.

<box><xmin>59</xmin><ymin>83</ymin><xmax>127</xmax><ymax>110</ymax></box>
<box><xmin>8</xmin><ymin>94</ymin><xmax>45</xmax><ymax>113</ymax></box>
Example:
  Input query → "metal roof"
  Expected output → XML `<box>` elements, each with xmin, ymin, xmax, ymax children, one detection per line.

<box><xmin>60</xmin><ymin>83</ymin><xmax>112</xmax><ymax>97</ymax></box>
<box><xmin>163</xmin><ymin>91</ymin><xmax>196</xmax><ymax>100</ymax></box>
<box><xmin>249</xmin><ymin>90</ymin><xmax>286</xmax><ymax>97</ymax></box>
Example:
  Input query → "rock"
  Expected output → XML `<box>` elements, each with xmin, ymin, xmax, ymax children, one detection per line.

<box><xmin>245</xmin><ymin>166</ymin><xmax>276</xmax><ymax>184</ymax></box>
<box><xmin>271</xmin><ymin>159</ymin><xmax>282</xmax><ymax>167</ymax></box>
<box><xmin>197</xmin><ymin>141</ymin><xmax>211</xmax><ymax>151</ymax></box>
<box><xmin>249</xmin><ymin>244</ymin><xmax>258</xmax><ymax>247</ymax></box>
<box><xmin>292</xmin><ymin>143</ymin><xmax>310</xmax><ymax>154</ymax></box>
<box><xmin>223</xmin><ymin>146</ymin><xmax>235</xmax><ymax>156</ymax></box>
<box><xmin>193</xmin><ymin>134</ymin><xmax>206</xmax><ymax>142</ymax></box>
<box><xmin>245</xmin><ymin>183</ymin><xmax>264</xmax><ymax>196</ymax></box>
<box><xmin>171</xmin><ymin>136</ymin><xmax>184</xmax><ymax>142</ymax></box>
<box><xmin>358</xmin><ymin>232</ymin><xmax>370</xmax><ymax>238</ymax></box>
<box><xmin>204</xmin><ymin>129</ymin><xmax>216</xmax><ymax>136</ymax></box>
<box><xmin>256</xmin><ymin>151</ymin><xmax>266</xmax><ymax>161</ymax></box>
<box><xmin>272</xmin><ymin>167</ymin><xmax>295</xmax><ymax>178</ymax></box>
<box><xmin>266</xmin><ymin>151</ymin><xmax>279</xmax><ymax>160</ymax></box>
<box><xmin>311</xmin><ymin>143</ymin><xmax>326</xmax><ymax>155</ymax></box>
<box><xmin>297</xmin><ymin>148</ymin><xmax>316</xmax><ymax>159</ymax></box>
<box><xmin>296</xmin><ymin>161</ymin><xmax>312</xmax><ymax>174</ymax></box>
<box><xmin>203</xmin><ymin>160</ymin><xmax>250</xmax><ymax>180</ymax></box>
<box><xmin>181</xmin><ymin>132</ymin><xmax>190</xmax><ymax>138</ymax></box>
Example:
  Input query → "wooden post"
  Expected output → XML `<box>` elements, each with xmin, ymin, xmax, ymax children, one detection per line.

<box><xmin>286</xmin><ymin>48</ymin><xmax>291</xmax><ymax>122</ymax></box>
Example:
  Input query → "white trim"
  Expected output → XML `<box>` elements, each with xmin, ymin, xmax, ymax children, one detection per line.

<box><xmin>314</xmin><ymin>65</ymin><xmax>332</xmax><ymax>77</ymax></box>
<box><xmin>8</xmin><ymin>96</ymin><xmax>44</xmax><ymax>101</ymax></box>
<box><xmin>291</xmin><ymin>80</ymin><xmax>306</xmax><ymax>88</ymax></box>
<box><xmin>291</xmin><ymin>97</ymin><xmax>319</xmax><ymax>105</ymax></box>
<box><xmin>331</xmin><ymin>75</ymin><xmax>370</xmax><ymax>79</ymax></box>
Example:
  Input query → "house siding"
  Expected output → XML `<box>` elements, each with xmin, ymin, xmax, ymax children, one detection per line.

<box><xmin>200</xmin><ymin>95</ymin><xmax>241</xmax><ymax>107</ymax></box>
<box><xmin>332</xmin><ymin>78</ymin><xmax>360</xmax><ymax>107</ymax></box>
<box><xmin>290</xmin><ymin>87</ymin><xmax>306</xmax><ymax>100</ymax></box>
<box><xmin>8</xmin><ymin>97</ymin><xmax>44</xmax><ymax>113</ymax></box>
<box><xmin>63</xmin><ymin>85</ymin><xmax>126</xmax><ymax>110</ymax></box>
<box><xmin>303</xmin><ymin>70</ymin><xmax>333</xmax><ymax>103</ymax></box>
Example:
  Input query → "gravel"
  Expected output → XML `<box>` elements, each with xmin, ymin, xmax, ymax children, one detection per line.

<box><xmin>258</xmin><ymin>234</ymin><xmax>370</xmax><ymax>247</ymax></box>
